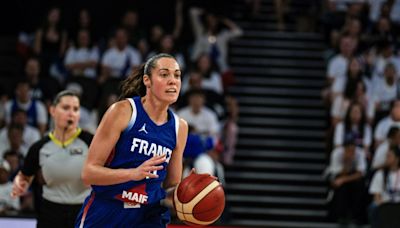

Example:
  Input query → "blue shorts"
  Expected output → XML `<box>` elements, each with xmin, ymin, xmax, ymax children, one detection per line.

<box><xmin>75</xmin><ymin>193</ymin><xmax>170</xmax><ymax>228</ymax></box>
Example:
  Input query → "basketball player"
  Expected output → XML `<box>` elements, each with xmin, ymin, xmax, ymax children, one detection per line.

<box><xmin>11</xmin><ymin>90</ymin><xmax>93</xmax><ymax>228</ymax></box>
<box><xmin>75</xmin><ymin>53</ymin><xmax>188</xmax><ymax>227</ymax></box>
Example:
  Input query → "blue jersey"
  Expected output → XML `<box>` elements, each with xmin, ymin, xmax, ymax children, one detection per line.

<box><xmin>76</xmin><ymin>96</ymin><xmax>179</xmax><ymax>228</ymax></box>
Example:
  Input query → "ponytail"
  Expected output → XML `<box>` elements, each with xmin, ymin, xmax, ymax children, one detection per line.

<box><xmin>119</xmin><ymin>64</ymin><xmax>146</xmax><ymax>100</ymax></box>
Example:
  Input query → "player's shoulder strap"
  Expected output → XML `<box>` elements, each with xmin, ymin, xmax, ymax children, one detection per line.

<box><xmin>123</xmin><ymin>98</ymin><xmax>138</xmax><ymax>133</ymax></box>
<box><xmin>172</xmin><ymin>111</ymin><xmax>180</xmax><ymax>142</ymax></box>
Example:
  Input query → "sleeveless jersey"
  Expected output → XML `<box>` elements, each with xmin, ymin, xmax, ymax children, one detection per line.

<box><xmin>76</xmin><ymin>97</ymin><xmax>180</xmax><ymax>227</ymax></box>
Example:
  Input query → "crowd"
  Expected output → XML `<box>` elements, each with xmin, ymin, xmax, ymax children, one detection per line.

<box><xmin>0</xmin><ymin>0</ymin><xmax>242</xmax><ymax>218</ymax></box>
<box><xmin>321</xmin><ymin>0</ymin><xmax>400</xmax><ymax>227</ymax></box>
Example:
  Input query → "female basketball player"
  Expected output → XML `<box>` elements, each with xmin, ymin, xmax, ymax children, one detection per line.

<box><xmin>75</xmin><ymin>53</ymin><xmax>188</xmax><ymax>227</ymax></box>
<box><xmin>11</xmin><ymin>90</ymin><xmax>93</xmax><ymax>228</ymax></box>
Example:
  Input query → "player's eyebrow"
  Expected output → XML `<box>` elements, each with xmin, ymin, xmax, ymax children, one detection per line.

<box><xmin>159</xmin><ymin>68</ymin><xmax>181</xmax><ymax>73</ymax></box>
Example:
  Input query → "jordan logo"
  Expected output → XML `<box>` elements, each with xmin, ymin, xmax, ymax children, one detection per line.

<box><xmin>139</xmin><ymin>123</ymin><xmax>148</xmax><ymax>134</ymax></box>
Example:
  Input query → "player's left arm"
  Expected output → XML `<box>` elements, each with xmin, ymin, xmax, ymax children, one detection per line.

<box><xmin>163</xmin><ymin>118</ymin><xmax>188</xmax><ymax>189</ymax></box>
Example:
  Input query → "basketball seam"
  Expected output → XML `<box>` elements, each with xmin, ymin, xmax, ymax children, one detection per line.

<box><xmin>180</xmin><ymin>187</ymin><xmax>225</xmax><ymax>215</ymax></box>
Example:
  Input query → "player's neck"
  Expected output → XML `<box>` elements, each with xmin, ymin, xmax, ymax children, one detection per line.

<box><xmin>141</xmin><ymin>96</ymin><xmax>168</xmax><ymax>125</ymax></box>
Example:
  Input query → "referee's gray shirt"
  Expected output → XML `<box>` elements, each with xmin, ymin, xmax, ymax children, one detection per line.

<box><xmin>22</xmin><ymin>128</ymin><xmax>92</xmax><ymax>205</ymax></box>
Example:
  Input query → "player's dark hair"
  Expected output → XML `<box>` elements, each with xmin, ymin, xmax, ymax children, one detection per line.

<box><xmin>119</xmin><ymin>53</ymin><xmax>175</xmax><ymax>99</ymax></box>
<box><xmin>52</xmin><ymin>90</ymin><xmax>80</xmax><ymax>106</ymax></box>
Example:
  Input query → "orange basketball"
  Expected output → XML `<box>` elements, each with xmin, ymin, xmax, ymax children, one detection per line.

<box><xmin>173</xmin><ymin>172</ymin><xmax>225</xmax><ymax>226</ymax></box>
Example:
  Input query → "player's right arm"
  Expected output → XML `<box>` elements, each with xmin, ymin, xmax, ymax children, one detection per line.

<box><xmin>81</xmin><ymin>100</ymin><xmax>165</xmax><ymax>186</ymax></box>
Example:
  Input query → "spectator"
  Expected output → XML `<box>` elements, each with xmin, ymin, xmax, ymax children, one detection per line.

<box><xmin>0</xmin><ymin>109</ymin><xmax>41</xmax><ymax>157</ymax></box>
<box><xmin>371</xmin><ymin>40</ymin><xmax>400</xmax><ymax>81</ymax></box>
<box><xmin>370</xmin><ymin>17</ymin><xmax>397</xmax><ymax>45</ymax></box>
<box><xmin>148</xmin><ymin>34</ymin><xmax>186</xmax><ymax>72</ymax></box>
<box><xmin>119</xmin><ymin>9</ymin><xmax>146</xmax><ymax>50</ymax></box>
<box><xmin>177</xmin><ymin>89</ymin><xmax>220</xmax><ymax>138</ymax></box>
<box><xmin>147</xmin><ymin>25</ymin><xmax>165</xmax><ymax>56</ymax></box>
<box><xmin>182</xmin><ymin>54</ymin><xmax>224</xmax><ymax>94</ymax></box>
<box><xmin>69</xmin><ymin>9</ymin><xmax>98</xmax><ymax>46</ymax></box>
<box><xmin>221</xmin><ymin>95</ymin><xmax>239</xmax><ymax>166</ymax></box>
<box><xmin>334</xmin><ymin>102</ymin><xmax>372</xmax><ymax>158</ymax></box>
<box><xmin>369</xmin><ymin>146</ymin><xmax>400</xmax><ymax>228</ymax></box>
<box><xmin>372</xmin><ymin>63</ymin><xmax>399</xmax><ymax>123</ymax></box>
<box><xmin>64</xmin><ymin>29</ymin><xmax>99</xmax><ymax>79</ymax></box>
<box><xmin>189</xmin><ymin>7</ymin><xmax>243</xmax><ymax>73</ymax></box>
<box><xmin>327</xmin><ymin>134</ymin><xmax>367</xmax><ymax>225</ymax></box>
<box><xmin>33</xmin><ymin>6</ymin><xmax>68</xmax><ymax>81</ymax></box>
<box><xmin>330</xmin><ymin>57</ymin><xmax>373</xmax><ymax>125</ymax></box>
<box><xmin>374</xmin><ymin>100</ymin><xmax>400</xmax><ymax>147</ymax></box>
<box><xmin>2</xmin><ymin>151</ymin><xmax>22</xmax><ymax>181</ymax></box>
<box><xmin>99</xmin><ymin>27</ymin><xmax>141</xmax><ymax>84</ymax></box>
<box><xmin>323</xmin><ymin>34</ymin><xmax>357</xmax><ymax>104</ymax></box>
<box><xmin>372</xmin><ymin>126</ymin><xmax>400</xmax><ymax>171</ymax></box>
<box><xmin>178</xmin><ymin>70</ymin><xmax>226</xmax><ymax>120</ymax></box>
<box><xmin>3</xmin><ymin>80</ymin><xmax>48</xmax><ymax>135</ymax></box>
<box><xmin>24</xmin><ymin>57</ymin><xmax>59</xmax><ymax>108</ymax></box>
<box><xmin>0</xmin><ymin>160</ymin><xmax>20</xmax><ymax>215</ymax></box>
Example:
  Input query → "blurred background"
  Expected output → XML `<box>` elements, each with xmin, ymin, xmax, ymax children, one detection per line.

<box><xmin>0</xmin><ymin>0</ymin><xmax>400</xmax><ymax>227</ymax></box>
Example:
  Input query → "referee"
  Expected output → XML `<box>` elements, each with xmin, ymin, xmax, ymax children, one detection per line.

<box><xmin>11</xmin><ymin>90</ymin><xmax>93</xmax><ymax>228</ymax></box>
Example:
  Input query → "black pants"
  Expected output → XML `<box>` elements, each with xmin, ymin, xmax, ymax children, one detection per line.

<box><xmin>330</xmin><ymin>178</ymin><xmax>365</xmax><ymax>223</ymax></box>
<box><xmin>37</xmin><ymin>199</ymin><xmax>82</xmax><ymax>228</ymax></box>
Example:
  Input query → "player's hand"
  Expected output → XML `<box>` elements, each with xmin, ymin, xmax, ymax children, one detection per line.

<box><xmin>11</xmin><ymin>174</ymin><xmax>30</xmax><ymax>198</ymax></box>
<box><xmin>131</xmin><ymin>154</ymin><xmax>166</xmax><ymax>181</ymax></box>
<box><xmin>189</xmin><ymin>168</ymin><xmax>196</xmax><ymax>175</ymax></box>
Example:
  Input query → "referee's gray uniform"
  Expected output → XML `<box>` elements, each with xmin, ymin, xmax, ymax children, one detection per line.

<box><xmin>21</xmin><ymin>128</ymin><xmax>92</xmax><ymax>228</ymax></box>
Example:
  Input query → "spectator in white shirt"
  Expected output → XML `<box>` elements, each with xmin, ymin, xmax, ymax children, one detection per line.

<box><xmin>369</xmin><ymin>146</ymin><xmax>400</xmax><ymax>228</ymax></box>
<box><xmin>177</xmin><ymin>89</ymin><xmax>220</xmax><ymax>138</ymax></box>
<box><xmin>64</xmin><ymin>29</ymin><xmax>99</xmax><ymax>79</ymax></box>
<box><xmin>0</xmin><ymin>109</ymin><xmax>40</xmax><ymax>157</ymax></box>
<box><xmin>325</xmin><ymin>35</ymin><xmax>357</xmax><ymax>98</ymax></box>
<box><xmin>327</xmin><ymin>134</ymin><xmax>367</xmax><ymax>225</ymax></box>
<box><xmin>99</xmin><ymin>28</ymin><xmax>141</xmax><ymax>83</ymax></box>
<box><xmin>334</xmin><ymin>102</ymin><xmax>372</xmax><ymax>158</ymax></box>
<box><xmin>189</xmin><ymin>7</ymin><xmax>243</xmax><ymax>73</ymax></box>
<box><xmin>372</xmin><ymin>126</ymin><xmax>400</xmax><ymax>171</ymax></box>
<box><xmin>4</xmin><ymin>80</ymin><xmax>48</xmax><ymax>135</ymax></box>
<box><xmin>374</xmin><ymin>100</ymin><xmax>400</xmax><ymax>147</ymax></box>
<box><xmin>182</xmin><ymin>54</ymin><xmax>223</xmax><ymax>95</ymax></box>
<box><xmin>372</xmin><ymin>63</ymin><xmax>399</xmax><ymax>123</ymax></box>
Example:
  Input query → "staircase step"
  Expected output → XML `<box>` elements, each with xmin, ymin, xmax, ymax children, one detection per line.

<box><xmin>235</xmin><ymin>149</ymin><xmax>326</xmax><ymax>161</ymax></box>
<box><xmin>228</xmin><ymin>195</ymin><xmax>326</xmax><ymax>206</ymax></box>
<box><xmin>231</xmin><ymin>66</ymin><xmax>325</xmax><ymax>78</ymax></box>
<box><xmin>232</xmin><ymin>39</ymin><xmax>325</xmax><ymax>50</ymax></box>
<box><xmin>238</xmin><ymin>106</ymin><xmax>325</xmax><ymax>118</ymax></box>
<box><xmin>237</xmin><ymin>21</ymin><xmax>296</xmax><ymax>31</ymax></box>
<box><xmin>231</xmin><ymin>47</ymin><xmax>323</xmax><ymax>59</ymax></box>
<box><xmin>230</xmin><ymin>86</ymin><xmax>322</xmax><ymax>98</ymax></box>
<box><xmin>239</xmin><ymin>127</ymin><xmax>324</xmax><ymax>139</ymax></box>
<box><xmin>237</xmin><ymin>138</ymin><xmax>325</xmax><ymax>150</ymax></box>
<box><xmin>237</xmin><ymin>96</ymin><xmax>323</xmax><ymax>108</ymax></box>
<box><xmin>241</xmin><ymin>30</ymin><xmax>323</xmax><ymax>40</ymax></box>
<box><xmin>227</xmin><ymin>183</ymin><xmax>327</xmax><ymax>195</ymax></box>
<box><xmin>230</xmin><ymin>160</ymin><xmax>325</xmax><ymax>172</ymax></box>
<box><xmin>226</xmin><ymin>171</ymin><xmax>324</xmax><ymax>183</ymax></box>
<box><xmin>230</xmin><ymin>57</ymin><xmax>325</xmax><ymax>69</ymax></box>
<box><xmin>235</xmin><ymin>76</ymin><xmax>324</xmax><ymax>88</ymax></box>
<box><xmin>238</xmin><ymin>117</ymin><xmax>325</xmax><ymax>128</ymax></box>
<box><xmin>230</xmin><ymin>206</ymin><xmax>327</xmax><ymax>218</ymax></box>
